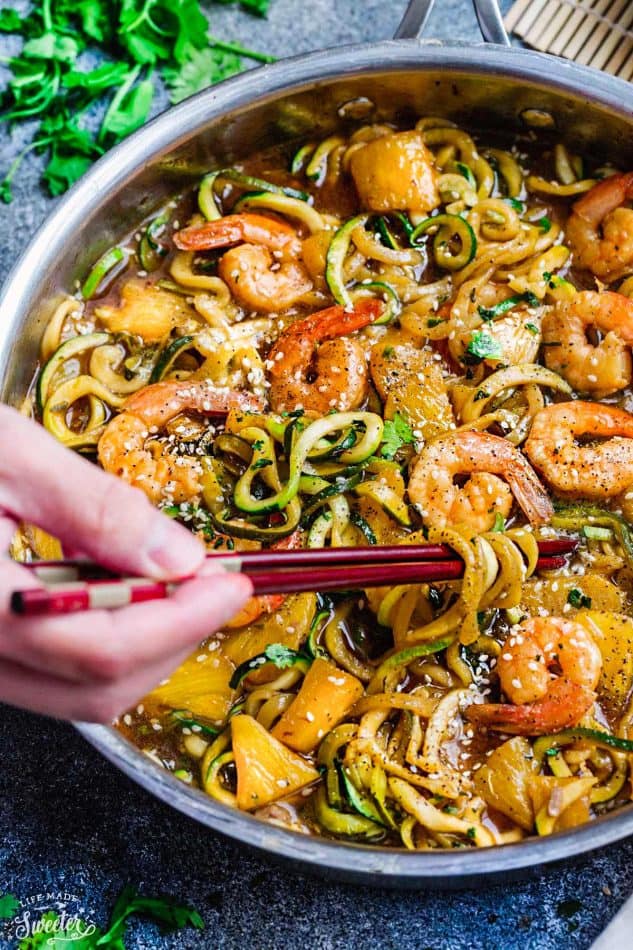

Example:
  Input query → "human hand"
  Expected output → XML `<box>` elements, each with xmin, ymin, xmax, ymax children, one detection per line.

<box><xmin>0</xmin><ymin>405</ymin><xmax>252</xmax><ymax>722</ymax></box>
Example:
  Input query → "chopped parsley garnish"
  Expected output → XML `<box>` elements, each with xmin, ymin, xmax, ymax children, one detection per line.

<box><xmin>567</xmin><ymin>588</ymin><xmax>592</xmax><ymax>609</ymax></box>
<box><xmin>251</xmin><ymin>457</ymin><xmax>273</xmax><ymax>470</ymax></box>
<box><xmin>264</xmin><ymin>643</ymin><xmax>303</xmax><ymax>667</ymax></box>
<box><xmin>477</xmin><ymin>291</ymin><xmax>539</xmax><ymax>323</ymax></box>
<box><xmin>525</xmin><ymin>322</ymin><xmax>539</xmax><ymax>335</ymax></box>
<box><xmin>426</xmin><ymin>316</ymin><xmax>445</xmax><ymax>328</ymax></box>
<box><xmin>537</xmin><ymin>215</ymin><xmax>552</xmax><ymax>232</ymax></box>
<box><xmin>379</xmin><ymin>411</ymin><xmax>415</xmax><ymax>459</ymax></box>
<box><xmin>0</xmin><ymin>1</ymin><xmax>275</xmax><ymax>201</ymax></box>
<box><xmin>505</xmin><ymin>197</ymin><xmax>525</xmax><ymax>213</ymax></box>
<box><xmin>463</xmin><ymin>331</ymin><xmax>503</xmax><ymax>365</ymax></box>
<box><xmin>492</xmin><ymin>513</ymin><xmax>506</xmax><ymax>532</ymax></box>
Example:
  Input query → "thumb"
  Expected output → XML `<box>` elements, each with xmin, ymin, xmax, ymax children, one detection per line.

<box><xmin>0</xmin><ymin>406</ymin><xmax>205</xmax><ymax>579</ymax></box>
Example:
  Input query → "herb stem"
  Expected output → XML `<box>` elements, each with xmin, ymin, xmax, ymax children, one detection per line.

<box><xmin>208</xmin><ymin>35</ymin><xmax>276</xmax><ymax>64</ymax></box>
<box><xmin>98</xmin><ymin>64</ymin><xmax>141</xmax><ymax>145</ymax></box>
<box><xmin>42</xmin><ymin>0</ymin><xmax>53</xmax><ymax>32</ymax></box>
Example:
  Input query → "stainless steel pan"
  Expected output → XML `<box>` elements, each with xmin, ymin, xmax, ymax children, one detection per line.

<box><xmin>2</xmin><ymin>0</ymin><xmax>633</xmax><ymax>886</ymax></box>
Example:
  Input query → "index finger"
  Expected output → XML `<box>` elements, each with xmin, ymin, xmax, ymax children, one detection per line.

<box><xmin>0</xmin><ymin>406</ymin><xmax>205</xmax><ymax>579</ymax></box>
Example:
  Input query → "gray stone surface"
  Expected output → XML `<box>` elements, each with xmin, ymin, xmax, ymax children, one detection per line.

<box><xmin>1</xmin><ymin>1</ymin><xmax>632</xmax><ymax>948</ymax></box>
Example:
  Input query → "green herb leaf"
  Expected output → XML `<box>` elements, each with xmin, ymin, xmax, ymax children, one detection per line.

<box><xmin>63</xmin><ymin>62</ymin><xmax>132</xmax><ymax>95</ymax></box>
<box><xmin>98</xmin><ymin>885</ymin><xmax>203</xmax><ymax>947</ymax></box>
<box><xmin>379</xmin><ymin>411</ymin><xmax>415</xmax><ymax>459</ymax></box>
<box><xmin>22</xmin><ymin>31</ymin><xmax>82</xmax><ymax>62</ymax></box>
<box><xmin>100</xmin><ymin>73</ymin><xmax>154</xmax><ymax>142</ymax></box>
<box><xmin>264</xmin><ymin>643</ymin><xmax>304</xmax><ymax>668</ymax></box>
<box><xmin>163</xmin><ymin>44</ymin><xmax>242</xmax><ymax>103</ymax></box>
<box><xmin>0</xmin><ymin>893</ymin><xmax>19</xmax><ymax>920</ymax></box>
<box><xmin>251</xmin><ymin>457</ymin><xmax>272</xmax><ymax>471</ymax></box>
<box><xmin>463</xmin><ymin>331</ymin><xmax>503</xmax><ymax>364</ymax></box>
<box><xmin>0</xmin><ymin>9</ymin><xmax>23</xmax><ymax>33</ymax></box>
<box><xmin>492</xmin><ymin>513</ymin><xmax>506</xmax><ymax>532</ymax></box>
<box><xmin>525</xmin><ymin>322</ymin><xmax>539</xmax><ymax>335</ymax></box>
<box><xmin>0</xmin><ymin>0</ymin><xmax>272</xmax><ymax>200</ymax></box>
<box><xmin>537</xmin><ymin>215</ymin><xmax>552</xmax><ymax>232</ymax></box>
<box><xmin>477</xmin><ymin>291</ymin><xmax>539</xmax><ymax>323</ymax></box>
<box><xmin>567</xmin><ymin>588</ymin><xmax>592</xmax><ymax>609</ymax></box>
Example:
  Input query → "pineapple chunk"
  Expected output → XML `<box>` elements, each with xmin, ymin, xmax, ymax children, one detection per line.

<box><xmin>575</xmin><ymin>611</ymin><xmax>633</xmax><ymax>707</ymax></box>
<box><xmin>349</xmin><ymin>131</ymin><xmax>439</xmax><ymax>213</ymax></box>
<box><xmin>96</xmin><ymin>280</ymin><xmax>193</xmax><ymax>342</ymax></box>
<box><xmin>222</xmin><ymin>593</ymin><xmax>316</xmax><ymax>669</ymax></box>
<box><xmin>232</xmin><ymin>714</ymin><xmax>319</xmax><ymax>810</ymax></box>
<box><xmin>370</xmin><ymin>334</ymin><xmax>454</xmax><ymax>442</ymax></box>
<box><xmin>145</xmin><ymin>648</ymin><xmax>235</xmax><ymax>723</ymax></box>
<box><xmin>474</xmin><ymin>737</ymin><xmax>538</xmax><ymax>831</ymax></box>
<box><xmin>272</xmin><ymin>658</ymin><xmax>364</xmax><ymax>753</ymax></box>
<box><xmin>520</xmin><ymin>574</ymin><xmax>625</xmax><ymax>617</ymax></box>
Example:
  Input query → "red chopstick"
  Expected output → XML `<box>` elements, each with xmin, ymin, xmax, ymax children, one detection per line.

<box><xmin>24</xmin><ymin>539</ymin><xmax>575</xmax><ymax>581</ymax></box>
<box><xmin>10</xmin><ymin>548</ymin><xmax>573</xmax><ymax>617</ymax></box>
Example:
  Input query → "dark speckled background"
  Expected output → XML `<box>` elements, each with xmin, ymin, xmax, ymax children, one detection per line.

<box><xmin>1</xmin><ymin>2</ymin><xmax>632</xmax><ymax>947</ymax></box>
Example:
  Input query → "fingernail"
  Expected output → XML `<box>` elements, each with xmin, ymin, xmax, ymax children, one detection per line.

<box><xmin>145</xmin><ymin>518</ymin><xmax>205</xmax><ymax>578</ymax></box>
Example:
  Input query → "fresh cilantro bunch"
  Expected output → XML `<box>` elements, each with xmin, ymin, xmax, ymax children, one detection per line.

<box><xmin>0</xmin><ymin>0</ymin><xmax>274</xmax><ymax>201</ymax></box>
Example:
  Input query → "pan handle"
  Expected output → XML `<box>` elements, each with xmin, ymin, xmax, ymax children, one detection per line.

<box><xmin>393</xmin><ymin>0</ymin><xmax>436</xmax><ymax>39</ymax></box>
<box><xmin>472</xmin><ymin>0</ymin><xmax>510</xmax><ymax>45</ymax></box>
<box><xmin>394</xmin><ymin>0</ymin><xmax>510</xmax><ymax>45</ymax></box>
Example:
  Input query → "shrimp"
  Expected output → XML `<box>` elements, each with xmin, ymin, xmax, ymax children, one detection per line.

<box><xmin>466</xmin><ymin>616</ymin><xmax>602</xmax><ymax>735</ymax></box>
<box><xmin>98</xmin><ymin>379</ymin><xmax>263</xmax><ymax>506</ymax></box>
<box><xmin>174</xmin><ymin>213</ymin><xmax>302</xmax><ymax>258</ymax></box>
<box><xmin>219</xmin><ymin>244</ymin><xmax>312</xmax><ymax>313</ymax></box>
<box><xmin>542</xmin><ymin>291</ymin><xmax>633</xmax><ymax>396</ymax></box>
<box><xmin>407</xmin><ymin>430</ymin><xmax>553</xmax><ymax>533</ymax></box>
<box><xmin>174</xmin><ymin>212</ymin><xmax>313</xmax><ymax>313</ymax></box>
<box><xmin>225</xmin><ymin>532</ymin><xmax>302</xmax><ymax>629</ymax></box>
<box><xmin>566</xmin><ymin>171</ymin><xmax>633</xmax><ymax>282</ymax></box>
<box><xmin>524</xmin><ymin>401</ymin><xmax>633</xmax><ymax>498</ymax></box>
<box><xmin>267</xmin><ymin>298</ymin><xmax>382</xmax><ymax>414</ymax></box>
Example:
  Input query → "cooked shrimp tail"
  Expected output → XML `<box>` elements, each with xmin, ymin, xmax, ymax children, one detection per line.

<box><xmin>466</xmin><ymin>677</ymin><xmax>596</xmax><ymax>736</ymax></box>
<box><xmin>174</xmin><ymin>213</ymin><xmax>302</xmax><ymax>257</ymax></box>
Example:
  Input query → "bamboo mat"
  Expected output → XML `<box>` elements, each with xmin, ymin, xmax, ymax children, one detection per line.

<box><xmin>505</xmin><ymin>0</ymin><xmax>633</xmax><ymax>80</ymax></box>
